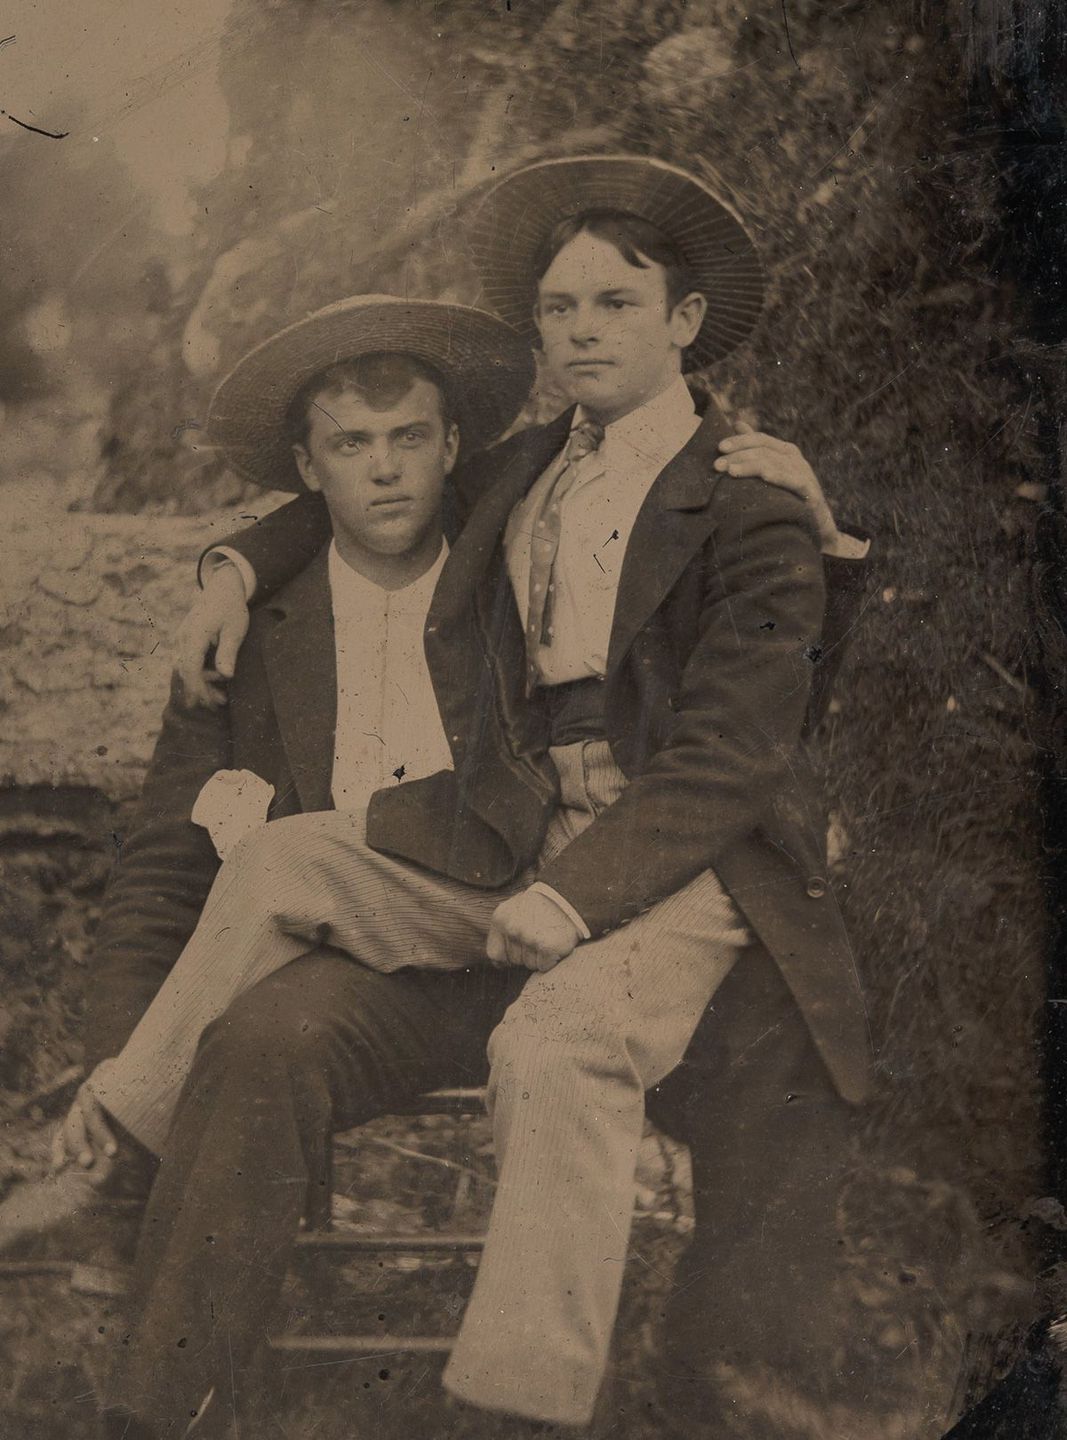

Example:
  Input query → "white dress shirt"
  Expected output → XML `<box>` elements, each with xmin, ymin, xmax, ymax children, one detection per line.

<box><xmin>327</xmin><ymin>542</ymin><xmax>453</xmax><ymax>811</ymax></box>
<box><xmin>505</xmin><ymin>375</ymin><xmax>701</xmax><ymax>687</ymax></box>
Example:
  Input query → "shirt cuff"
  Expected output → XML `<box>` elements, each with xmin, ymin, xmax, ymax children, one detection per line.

<box><xmin>527</xmin><ymin>882</ymin><xmax>591</xmax><ymax>941</ymax></box>
<box><xmin>200</xmin><ymin>546</ymin><xmax>257</xmax><ymax>602</ymax></box>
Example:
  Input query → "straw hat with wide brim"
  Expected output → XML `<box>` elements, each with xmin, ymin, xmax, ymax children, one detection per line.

<box><xmin>208</xmin><ymin>295</ymin><xmax>537</xmax><ymax>492</ymax></box>
<box><xmin>466</xmin><ymin>155</ymin><xmax>764</xmax><ymax>370</ymax></box>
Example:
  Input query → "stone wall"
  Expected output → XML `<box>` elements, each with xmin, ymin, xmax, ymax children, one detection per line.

<box><xmin>2</xmin><ymin>505</ymin><xmax>214</xmax><ymax>799</ymax></box>
<box><xmin>0</xmin><ymin>493</ymin><xmax>282</xmax><ymax>1094</ymax></box>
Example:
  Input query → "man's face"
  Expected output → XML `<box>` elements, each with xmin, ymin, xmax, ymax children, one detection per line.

<box><xmin>292</xmin><ymin>376</ymin><xmax>457</xmax><ymax>558</ymax></box>
<box><xmin>534</xmin><ymin>230</ymin><xmax>706</xmax><ymax>424</ymax></box>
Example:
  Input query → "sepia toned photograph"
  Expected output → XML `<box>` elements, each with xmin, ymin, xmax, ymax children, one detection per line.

<box><xmin>0</xmin><ymin>3</ymin><xmax>1064</xmax><ymax>1437</ymax></box>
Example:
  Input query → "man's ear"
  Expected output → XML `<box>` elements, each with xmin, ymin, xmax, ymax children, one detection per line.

<box><xmin>443</xmin><ymin>422</ymin><xmax>460</xmax><ymax>476</ymax></box>
<box><xmin>292</xmin><ymin>443</ymin><xmax>321</xmax><ymax>492</ymax></box>
<box><xmin>668</xmin><ymin>291</ymin><xmax>708</xmax><ymax>351</ymax></box>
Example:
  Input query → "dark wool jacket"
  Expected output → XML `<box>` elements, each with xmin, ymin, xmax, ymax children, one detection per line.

<box><xmin>85</xmin><ymin>549</ymin><xmax>340</xmax><ymax>1071</ymax></box>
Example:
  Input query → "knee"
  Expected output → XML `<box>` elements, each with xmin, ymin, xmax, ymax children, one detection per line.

<box><xmin>486</xmin><ymin>991</ymin><xmax>632</xmax><ymax>1094</ymax></box>
<box><xmin>196</xmin><ymin>983</ymin><xmax>334</xmax><ymax>1086</ymax></box>
<box><xmin>222</xmin><ymin>818</ymin><xmax>312</xmax><ymax>913</ymax></box>
<box><xmin>221</xmin><ymin>813</ymin><xmax>368</xmax><ymax>938</ymax></box>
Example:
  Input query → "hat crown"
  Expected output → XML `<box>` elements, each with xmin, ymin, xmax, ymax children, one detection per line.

<box><xmin>467</xmin><ymin>153</ymin><xmax>764</xmax><ymax>370</ymax></box>
<box><xmin>208</xmin><ymin>295</ymin><xmax>535</xmax><ymax>493</ymax></box>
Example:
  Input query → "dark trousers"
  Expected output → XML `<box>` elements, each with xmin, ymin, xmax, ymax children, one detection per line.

<box><xmin>650</xmin><ymin>945</ymin><xmax>858</xmax><ymax>1424</ymax></box>
<box><xmin>107</xmin><ymin>945</ymin><xmax>855</xmax><ymax>1436</ymax></box>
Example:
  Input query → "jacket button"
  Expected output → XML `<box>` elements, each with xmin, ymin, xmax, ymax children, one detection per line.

<box><xmin>806</xmin><ymin>876</ymin><xmax>828</xmax><ymax>899</ymax></box>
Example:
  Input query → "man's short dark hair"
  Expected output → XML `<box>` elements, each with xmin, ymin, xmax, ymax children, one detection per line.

<box><xmin>532</xmin><ymin>209</ymin><xmax>700</xmax><ymax>311</ymax></box>
<box><xmin>286</xmin><ymin>352</ymin><xmax>455</xmax><ymax>448</ymax></box>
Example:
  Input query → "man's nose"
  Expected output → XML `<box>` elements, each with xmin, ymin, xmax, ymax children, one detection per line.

<box><xmin>568</xmin><ymin>305</ymin><xmax>603</xmax><ymax>345</ymax></box>
<box><xmin>368</xmin><ymin>444</ymin><xmax>402</xmax><ymax>482</ymax></box>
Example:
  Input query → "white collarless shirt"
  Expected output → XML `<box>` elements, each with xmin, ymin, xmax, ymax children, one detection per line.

<box><xmin>328</xmin><ymin>541</ymin><xmax>453</xmax><ymax>811</ymax></box>
<box><xmin>504</xmin><ymin>375</ymin><xmax>701</xmax><ymax>687</ymax></box>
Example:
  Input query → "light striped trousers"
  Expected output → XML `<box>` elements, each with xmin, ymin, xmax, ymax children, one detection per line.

<box><xmin>89</xmin><ymin>740</ymin><xmax>749</xmax><ymax>1426</ymax></box>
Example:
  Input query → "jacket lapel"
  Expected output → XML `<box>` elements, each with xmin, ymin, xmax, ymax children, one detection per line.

<box><xmin>606</xmin><ymin>405</ymin><xmax>732</xmax><ymax>677</ymax></box>
<box><xmin>428</xmin><ymin>398</ymin><xmax>733</xmax><ymax>703</ymax></box>
<box><xmin>263</xmin><ymin>546</ymin><xmax>337</xmax><ymax>813</ymax></box>
<box><xmin>428</xmin><ymin>409</ymin><xmax>575</xmax><ymax>635</ymax></box>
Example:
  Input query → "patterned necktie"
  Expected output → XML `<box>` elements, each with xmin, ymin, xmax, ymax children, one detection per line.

<box><xmin>525</xmin><ymin>418</ymin><xmax>605</xmax><ymax>691</ymax></box>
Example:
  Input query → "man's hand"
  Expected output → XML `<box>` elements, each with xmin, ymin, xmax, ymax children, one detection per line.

<box><xmin>51</xmin><ymin>1081</ymin><xmax>117</xmax><ymax>1180</ymax></box>
<box><xmin>716</xmin><ymin>424</ymin><xmax>868</xmax><ymax>559</ymax></box>
<box><xmin>175</xmin><ymin>562</ymin><xmax>251</xmax><ymax>708</ymax></box>
<box><xmin>486</xmin><ymin>890</ymin><xmax>582</xmax><ymax>972</ymax></box>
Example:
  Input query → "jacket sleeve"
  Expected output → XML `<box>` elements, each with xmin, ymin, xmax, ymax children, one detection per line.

<box><xmin>198</xmin><ymin>491</ymin><xmax>331</xmax><ymax>601</ymax></box>
<box><xmin>807</xmin><ymin>532</ymin><xmax>873</xmax><ymax>733</ymax></box>
<box><xmin>536</xmin><ymin>480</ymin><xmax>827</xmax><ymax>937</ymax></box>
<box><xmin>82</xmin><ymin>676</ymin><xmax>231</xmax><ymax>1071</ymax></box>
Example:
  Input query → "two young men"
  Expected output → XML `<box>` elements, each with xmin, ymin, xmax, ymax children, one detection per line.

<box><xmin>58</xmin><ymin>155</ymin><xmax>871</xmax><ymax>1437</ymax></box>
<box><xmin>164</xmin><ymin>155</ymin><xmax>869</xmax><ymax>1428</ymax></box>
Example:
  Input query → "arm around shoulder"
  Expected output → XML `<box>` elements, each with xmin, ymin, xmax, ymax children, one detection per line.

<box><xmin>198</xmin><ymin>490</ymin><xmax>331</xmax><ymax>600</ymax></box>
<box><xmin>180</xmin><ymin>492</ymin><xmax>332</xmax><ymax>703</ymax></box>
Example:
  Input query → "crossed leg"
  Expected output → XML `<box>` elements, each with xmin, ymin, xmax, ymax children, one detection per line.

<box><xmin>89</xmin><ymin>807</ymin><xmax>518</xmax><ymax>1152</ymax></box>
<box><xmin>96</xmin><ymin>740</ymin><xmax>753</xmax><ymax>1428</ymax></box>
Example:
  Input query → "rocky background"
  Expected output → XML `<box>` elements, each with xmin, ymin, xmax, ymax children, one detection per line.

<box><xmin>1</xmin><ymin>1</ymin><xmax>1065</xmax><ymax>1437</ymax></box>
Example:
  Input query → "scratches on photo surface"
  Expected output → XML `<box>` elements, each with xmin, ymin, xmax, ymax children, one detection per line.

<box><xmin>2</xmin><ymin>110</ymin><xmax>69</xmax><ymax>139</ymax></box>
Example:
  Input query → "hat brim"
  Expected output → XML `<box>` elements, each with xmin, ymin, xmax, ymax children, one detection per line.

<box><xmin>208</xmin><ymin>296</ymin><xmax>536</xmax><ymax>492</ymax></box>
<box><xmin>466</xmin><ymin>155</ymin><xmax>764</xmax><ymax>370</ymax></box>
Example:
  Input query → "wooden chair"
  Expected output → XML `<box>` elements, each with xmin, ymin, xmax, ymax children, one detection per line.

<box><xmin>269</xmin><ymin>1086</ymin><xmax>488</xmax><ymax>1361</ymax></box>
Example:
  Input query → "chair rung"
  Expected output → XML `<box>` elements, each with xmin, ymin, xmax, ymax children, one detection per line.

<box><xmin>268</xmin><ymin>1333</ymin><xmax>455</xmax><ymax>1355</ymax></box>
<box><xmin>295</xmin><ymin>1230</ymin><xmax>484</xmax><ymax>1253</ymax></box>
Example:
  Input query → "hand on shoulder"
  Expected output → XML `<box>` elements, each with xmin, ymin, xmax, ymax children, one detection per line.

<box><xmin>175</xmin><ymin>561</ymin><xmax>251</xmax><ymax>709</ymax></box>
<box><xmin>716</xmin><ymin>422</ymin><xmax>868</xmax><ymax>558</ymax></box>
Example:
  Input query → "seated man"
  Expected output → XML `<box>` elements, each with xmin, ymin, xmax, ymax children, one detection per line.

<box><xmin>155</xmin><ymin>156</ymin><xmax>874</xmax><ymax>1435</ymax></box>
<box><xmin>3</xmin><ymin>294</ymin><xmax>537</xmax><ymax>1438</ymax></box>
